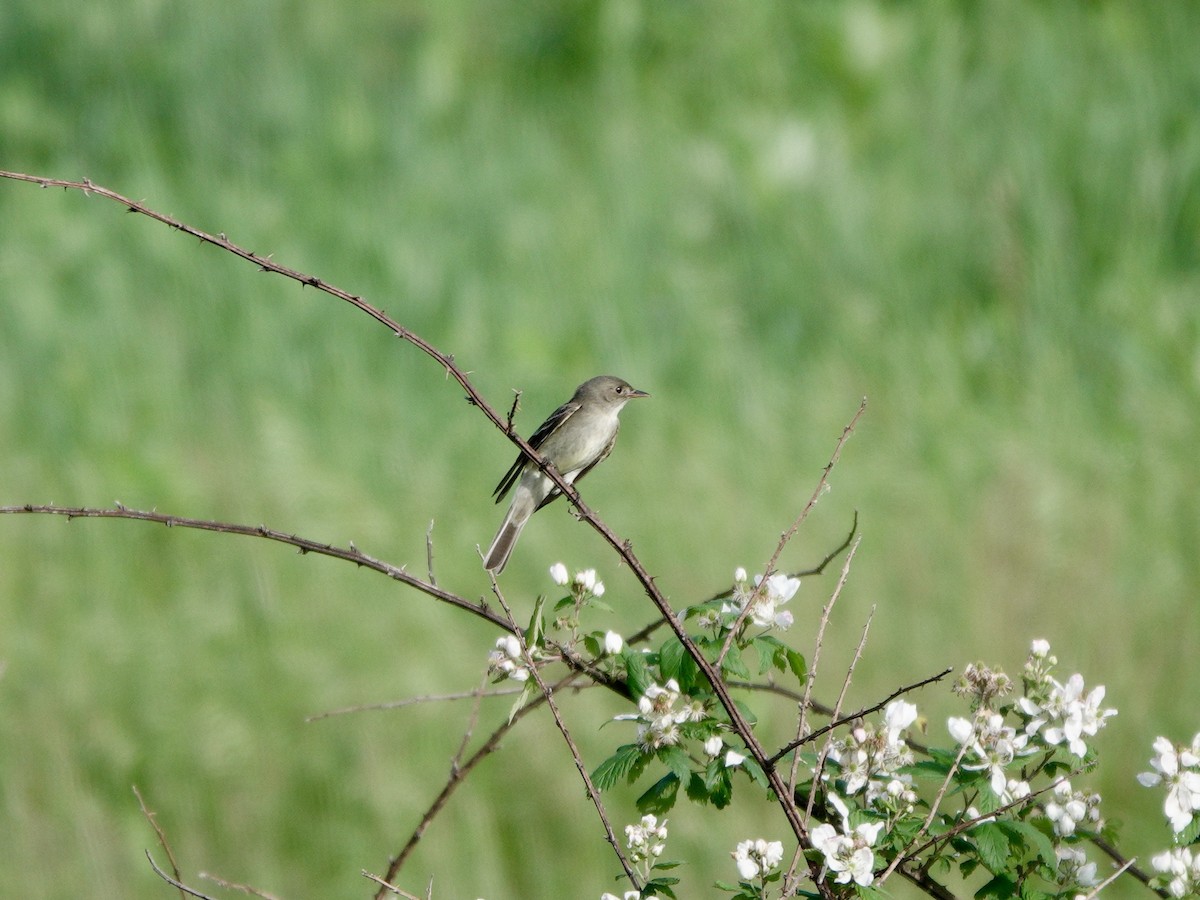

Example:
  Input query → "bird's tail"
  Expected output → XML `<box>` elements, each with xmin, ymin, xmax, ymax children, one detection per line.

<box><xmin>484</xmin><ymin>503</ymin><xmax>528</xmax><ymax>574</ymax></box>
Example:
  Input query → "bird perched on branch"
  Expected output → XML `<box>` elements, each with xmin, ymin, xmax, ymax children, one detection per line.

<box><xmin>484</xmin><ymin>375</ymin><xmax>649</xmax><ymax>574</ymax></box>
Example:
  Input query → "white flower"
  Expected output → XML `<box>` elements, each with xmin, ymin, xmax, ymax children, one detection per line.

<box><xmin>704</xmin><ymin>735</ymin><xmax>724</xmax><ymax>758</ymax></box>
<box><xmin>811</xmin><ymin>799</ymin><xmax>883</xmax><ymax>887</ymax></box>
<box><xmin>1056</xmin><ymin>846</ymin><xmax>1099</xmax><ymax>889</ymax></box>
<box><xmin>724</xmin><ymin>749</ymin><xmax>746</xmax><ymax>768</ymax></box>
<box><xmin>549</xmin><ymin>562</ymin><xmax>569</xmax><ymax>586</ymax></box>
<box><xmin>1022</xmin><ymin>673</ymin><xmax>1116</xmax><ymax>758</ymax></box>
<box><xmin>603</xmin><ymin>631</ymin><xmax>624</xmax><ymax>655</ymax></box>
<box><xmin>1152</xmin><ymin>846</ymin><xmax>1200</xmax><ymax>898</ymax></box>
<box><xmin>950</xmin><ymin>711</ymin><xmax>1033</xmax><ymax>796</ymax></box>
<box><xmin>721</xmin><ymin>571</ymin><xmax>801</xmax><ymax>632</ymax></box>
<box><xmin>1030</xmin><ymin>639</ymin><xmax>1051</xmax><ymax>657</ymax></box>
<box><xmin>732</xmin><ymin>838</ymin><xmax>784</xmax><ymax>880</ymax></box>
<box><xmin>1044</xmin><ymin>780</ymin><xmax>1102</xmax><ymax>837</ymax></box>
<box><xmin>486</xmin><ymin>634</ymin><xmax>531</xmax><ymax>682</ymax></box>
<box><xmin>1138</xmin><ymin>734</ymin><xmax>1200</xmax><ymax>832</ymax></box>
<box><xmin>624</xmin><ymin>814</ymin><xmax>668</xmax><ymax>863</ymax></box>
<box><xmin>619</xmin><ymin>679</ymin><xmax>704</xmax><ymax>750</ymax></box>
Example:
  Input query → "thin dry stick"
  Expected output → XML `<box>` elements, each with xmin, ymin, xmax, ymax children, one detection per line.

<box><xmin>765</xmin><ymin>666</ymin><xmax>953</xmax><ymax>766</ymax></box>
<box><xmin>451</xmin><ymin>675</ymin><xmax>490</xmax><ymax>772</ymax></box>
<box><xmin>372</xmin><ymin>674</ymin><xmax>576</xmax><ymax>899</ymax></box>
<box><xmin>716</xmin><ymin>402</ymin><xmax>866</xmax><ymax>669</ymax></box>
<box><xmin>803</xmin><ymin>605</ymin><xmax>875</xmax><ymax>828</ymax></box>
<box><xmin>624</xmin><ymin>511</ymin><xmax>857</xmax><ymax>649</ymax></box>
<box><xmin>146</xmin><ymin>852</ymin><xmax>220</xmax><ymax>900</ymax></box>
<box><xmin>489</xmin><ymin>580</ymin><xmax>641</xmax><ymax>893</ymax></box>
<box><xmin>1078</xmin><ymin>858</ymin><xmax>1136</xmax><ymax>900</ymax></box>
<box><xmin>0</xmin><ymin>503</ymin><xmax>511</xmax><ymax>630</ymax></box>
<box><xmin>1</xmin><ymin>171</ymin><xmax>829</xmax><ymax>888</ymax></box>
<box><xmin>425</xmin><ymin>520</ymin><xmax>437</xmax><ymax>586</ymax></box>
<box><xmin>134</xmin><ymin>785</ymin><xmax>186</xmax><ymax>900</ymax></box>
<box><xmin>198</xmin><ymin>871</ymin><xmax>285</xmax><ymax>900</ymax></box>
<box><xmin>875</xmin><ymin>739</ymin><xmax>972</xmax><ymax>884</ymax></box>
<box><xmin>362</xmin><ymin>871</ymin><xmax>422</xmax><ymax>899</ymax></box>
<box><xmin>306</xmin><ymin>685</ymin><xmax>525</xmax><ymax>722</ymax></box>
<box><xmin>780</xmin><ymin>537</ymin><xmax>860</xmax><ymax>895</ymax></box>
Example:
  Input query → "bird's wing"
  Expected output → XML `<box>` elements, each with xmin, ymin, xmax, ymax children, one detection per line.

<box><xmin>492</xmin><ymin>398</ymin><xmax>582</xmax><ymax>502</ymax></box>
<box><xmin>531</xmin><ymin>419</ymin><xmax>618</xmax><ymax>513</ymax></box>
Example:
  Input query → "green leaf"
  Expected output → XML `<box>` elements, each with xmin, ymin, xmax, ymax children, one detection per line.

<box><xmin>657</xmin><ymin>745</ymin><xmax>693</xmax><ymax>782</ymax></box>
<box><xmin>623</xmin><ymin>647</ymin><xmax>652</xmax><ymax>698</ymax></box>
<box><xmin>506</xmin><ymin>679</ymin><xmax>537</xmax><ymax>724</ymax></box>
<box><xmin>592</xmin><ymin>743</ymin><xmax>644</xmax><ymax>791</ymax></box>
<box><xmin>659</xmin><ymin>638</ymin><xmax>686</xmax><ymax>684</ymax></box>
<box><xmin>785</xmin><ymin>647</ymin><xmax>807</xmax><ymax>682</ymax></box>
<box><xmin>720</xmin><ymin>643</ymin><xmax>752</xmax><ymax>680</ymax></box>
<box><xmin>526</xmin><ymin>596</ymin><xmax>546</xmax><ymax>647</ymax></box>
<box><xmin>971</xmin><ymin>821</ymin><xmax>1012</xmax><ymax>874</ymax></box>
<box><xmin>997</xmin><ymin>820</ymin><xmax>1056</xmax><ymax>867</ymax></box>
<box><xmin>739</xmin><ymin>755</ymin><xmax>770</xmax><ymax>790</ymax></box>
<box><xmin>642</xmin><ymin>877</ymin><xmax>678</xmax><ymax>899</ymax></box>
<box><xmin>552</xmin><ymin>596</ymin><xmax>575</xmax><ymax>613</ymax></box>
<box><xmin>974</xmin><ymin>873</ymin><xmax>1017</xmax><ymax>899</ymax></box>
<box><xmin>636</xmin><ymin>773</ymin><xmax>680</xmax><ymax>815</ymax></box>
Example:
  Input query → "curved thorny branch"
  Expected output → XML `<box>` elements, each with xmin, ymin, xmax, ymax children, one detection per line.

<box><xmin>2</xmin><ymin>169</ymin><xmax>867</xmax><ymax>893</ymax></box>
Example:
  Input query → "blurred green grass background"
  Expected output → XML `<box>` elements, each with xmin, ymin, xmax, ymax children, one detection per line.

<box><xmin>2</xmin><ymin>1</ymin><xmax>1198</xmax><ymax>897</ymax></box>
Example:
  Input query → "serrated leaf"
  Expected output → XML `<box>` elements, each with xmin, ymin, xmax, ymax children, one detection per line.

<box><xmin>971</xmin><ymin>821</ymin><xmax>1011</xmax><ymax>874</ymax></box>
<box><xmin>592</xmin><ymin>743</ymin><xmax>644</xmax><ymax>791</ymax></box>
<box><xmin>506</xmin><ymin>679</ymin><xmax>537</xmax><ymax>724</ymax></box>
<box><xmin>552</xmin><ymin>596</ymin><xmax>575</xmax><ymax>613</ymax></box>
<box><xmin>636</xmin><ymin>773</ymin><xmax>680</xmax><ymax>815</ymax></box>
<box><xmin>786</xmin><ymin>648</ymin><xmax>806</xmax><ymax>682</ymax></box>
<box><xmin>622</xmin><ymin>647</ymin><xmax>652</xmax><ymax>699</ymax></box>
<box><xmin>974</xmin><ymin>873</ymin><xmax>1017</xmax><ymax>899</ymax></box>
<box><xmin>526</xmin><ymin>596</ymin><xmax>546</xmax><ymax>647</ymax></box>
<box><xmin>720</xmin><ymin>643</ymin><xmax>752</xmax><ymax>680</ymax></box>
<box><xmin>657</xmin><ymin>744</ymin><xmax>693</xmax><ymax>782</ymax></box>
<box><xmin>997</xmin><ymin>820</ymin><xmax>1056</xmax><ymax>867</ymax></box>
<box><xmin>739</xmin><ymin>755</ymin><xmax>770</xmax><ymax>790</ymax></box>
<box><xmin>659</xmin><ymin>638</ymin><xmax>686</xmax><ymax>684</ymax></box>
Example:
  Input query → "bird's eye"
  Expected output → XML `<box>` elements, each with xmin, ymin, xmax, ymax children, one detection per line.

<box><xmin>615</xmin><ymin>385</ymin><xmax>625</xmax><ymax>394</ymax></box>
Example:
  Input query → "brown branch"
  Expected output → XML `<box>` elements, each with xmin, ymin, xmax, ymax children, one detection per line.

<box><xmin>767</xmin><ymin>667</ymin><xmax>954</xmax><ymax>767</ymax></box>
<box><xmin>0</xmin><ymin>170</ymin><xmax>848</xmax><ymax>890</ymax></box>
<box><xmin>146</xmin><ymin>851</ymin><xmax>221</xmax><ymax>900</ymax></box>
<box><xmin>490</xmin><ymin>580</ymin><xmax>641</xmax><ymax>892</ymax></box>
<box><xmin>134</xmin><ymin>786</ymin><xmax>186</xmax><ymax>900</ymax></box>
<box><xmin>0</xmin><ymin>503</ymin><xmax>511</xmax><ymax>631</ymax></box>
<box><xmin>372</xmin><ymin>675</ymin><xmax>575</xmax><ymax>898</ymax></box>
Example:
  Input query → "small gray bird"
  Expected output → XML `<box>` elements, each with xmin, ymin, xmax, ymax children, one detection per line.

<box><xmin>484</xmin><ymin>375</ymin><xmax>649</xmax><ymax>574</ymax></box>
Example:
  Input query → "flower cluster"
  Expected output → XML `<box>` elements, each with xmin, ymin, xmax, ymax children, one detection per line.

<box><xmin>811</xmin><ymin>794</ymin><xmax>884</xmax><ymax>886</ymax></box>
<box><xmin>550</xmin><ymin>561</ymin><xmax>605</xmax><ymax>598</ymax></box>
<box><xmin>624</xmin><ymin>814</ymin><xmax>668</xmax><ymax>865</ymax></box>
<box><xmin>1138</xmin><ymin>733</ymin><xmax>1200</xmax><ymax>833</ymax></box>
<box><xmin>1151</xmin><ymin>846</ymin><xmax>1200</xmax><ymax>898</ymax></box>
<box><xmin>1044</xmin><ymin>779</ymin><xmax>1102</xmax><ymax>837</ymax></box>
<box><xmin>731</xmin><ymin>838</ymin><xmax>784</xmax><ymax>881</ymax></box>
<box><xmin>948</xmin><ymin>709</ymin><xmax>1034</xmax><ymax>797</ymax></box>
<box><xmin>1015</xmin><ymin>642</ymin><xmax>1116</xmax><ymax>759</ymax></box>
<box><xmin>715</xmin><ymin>567</ymin><xmax>799</xmax><ymax>632</ymax></box>
<box><xmin>826</xmin><ymin>700</ymin><xmax>918</xmax><ymax>813</ymax></box>
<box><xmin>1054</xmin><ymin>846</ymin><xmax>1099</xmax><ymax>890</ymax></box>
<box><xmin>615</xmin><ymin>679</ymin><xmax>707</xmax><ymax>750</ymax></box>
<box><xmin>485</xmin><ymin>634</ymin><xmax>531</xmax><ymax>683</ymax></box>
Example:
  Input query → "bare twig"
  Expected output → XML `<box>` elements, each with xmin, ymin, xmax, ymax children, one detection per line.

<box><xmin>372</xmin><ymin>675</ymin><xmax>577</xmax><ymax>898</ymax></box>
<box><xmin>765</xmin><ymin>667</ymin><xmax>953</xmax><ymax>766</ymax></box>
<box><xmin>306</xmin><ymin>685</ymin><xmax>526</xmax><ymax>722</ymax></box>
<box><xmin>134</xmin><ymin>786</ymin><xmax>186</xmax><ymax>900</ymax></box>
<box><xmin>488</xmin><ymin>578</ymin><xmax>641</xmax><ymax>892</ymax></box>
<box><xmin>425</xmin><ymin>520</ymin><xmax>437</xmax><ymax>586</ymax></box>
<box><xmin>198</xmin><ymin>871</ymin><xmax>285</xmax><ymax>900</ymax></box>
<box><xmin>0</xmin><ymin>171</ymin><xmax>848</xmax><ymax>890</ymax></box>
<box><xmin>715</xmin><ymin>406</ymin><xmax>865</xmax><ymax>669</ymax></box>
<box><xmin>146</xmin><ymin>852</ymin><xmax>221</xmax><ymax>900</ymax></box>
<box><xmin>362</xmin><ymin>871</ymin><xmax>424</xmax><ymax>899</ymax></box>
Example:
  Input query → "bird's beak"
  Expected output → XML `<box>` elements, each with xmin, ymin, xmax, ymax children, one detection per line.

<box><xmin>629</xmin><ymin>388</ymin><xmax>650</xmax><ymax>399</ymax></box>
